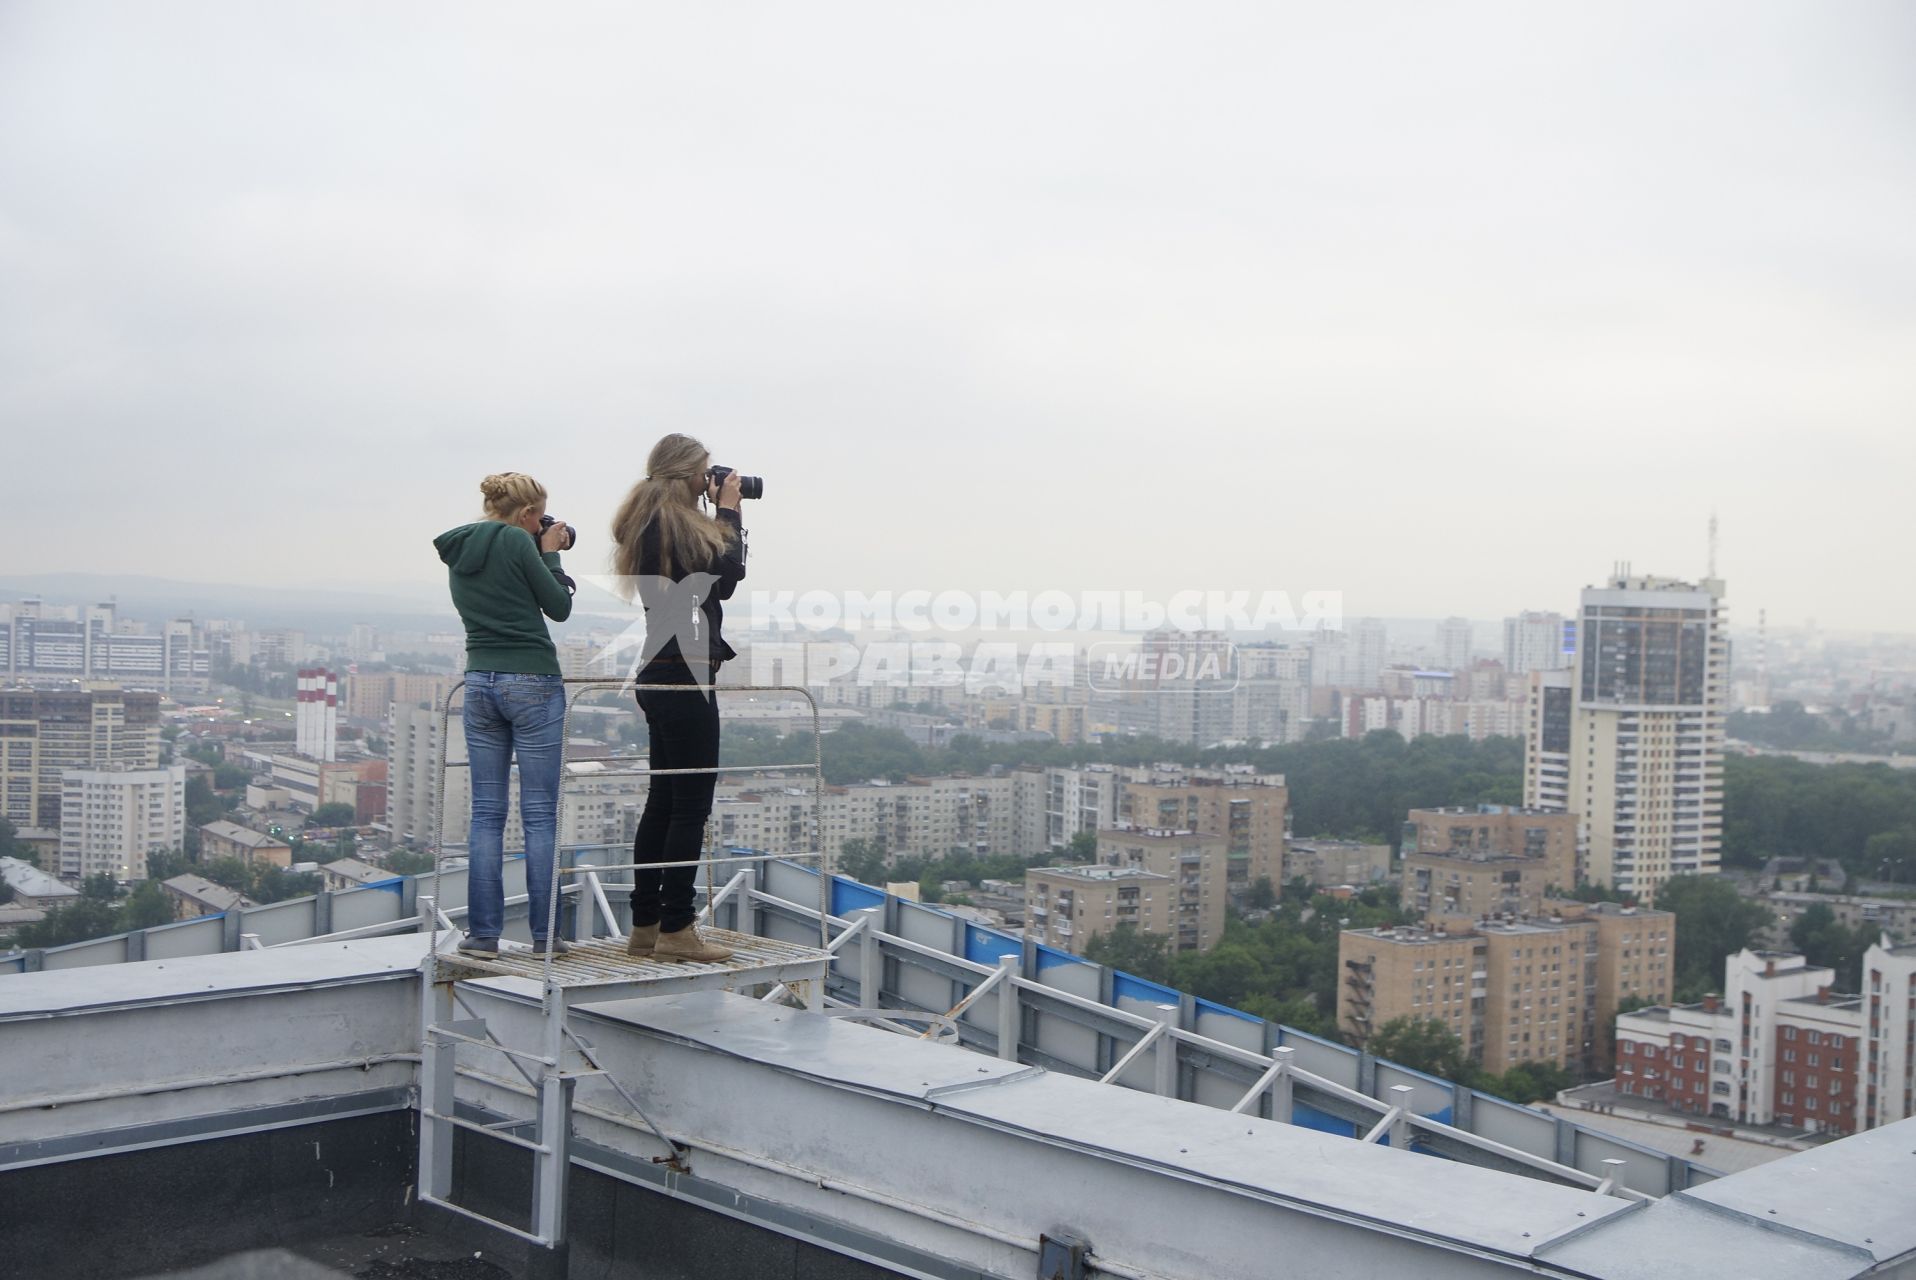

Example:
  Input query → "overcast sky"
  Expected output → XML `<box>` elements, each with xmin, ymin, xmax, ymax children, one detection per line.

<box><xmin>3</xmin><ymin>2</ymin><xmax>1912</xmax><ymax>633</ymax></box>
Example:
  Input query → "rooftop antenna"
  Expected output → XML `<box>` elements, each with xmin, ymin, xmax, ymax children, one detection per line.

<box><xmin>1707</xmin><ymin>511</ymin><xmax>1718</xmax><ymax>580</ymax></box>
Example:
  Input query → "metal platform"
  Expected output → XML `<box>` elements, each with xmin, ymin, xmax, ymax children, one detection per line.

<box><xmin>430</xmin><ymin>929</ymin><xmax>830</xmax><ymax>1008</ymax></box>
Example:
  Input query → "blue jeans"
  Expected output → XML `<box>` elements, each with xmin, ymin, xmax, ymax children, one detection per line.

<box><xmin>463</xmin><ymin>671</ymin><xmax>565</xmax><ymax>941</ymax></box>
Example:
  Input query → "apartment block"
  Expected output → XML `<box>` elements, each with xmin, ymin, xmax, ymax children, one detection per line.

<box><xmin>1283</xmin><ymin>839</ymin><xmax>1392</xmax><ymax>890</ymax></box>
<box><xmin>1402</xmin><ymin>805</ymin><xmax>1580</xmax><ymax>917</ymax></box>
<box><xmin>1614</xmin><ymin>947</ymin><xmax>1907</xmax><ymax>1138</ymax></box>
<box><xmin>58</xmin><ymin>764</ymin><xmax>187</xmax><ymax>881</ymax></box>
<box><xmin>1526</xmin><ymin>572</ymin><xmax>1728</xmax><ymax>900</ymax></box>
<box><xmin>1097</xmin><ymin>826</ymin><xmax>1229</xmax><ymax>953</ymax></box>
<box><xmin>1121</xmin><ymin>769</ymin><xmax>1288</xmax><ymax>899</ymax></box>
<box><xmin>343</xmin><ymin>671</ymin><xmax>454</xmax><ymax>724</ymax></box>
<box><xmin>1342</xmin><ymin>901</ymin><xmax>1673</xmax><ymax>1076</ymax></box>
<box><xmin>0</xmin><ymin>601</ymin><xmax>210</xmax><ymax>692</ymax></box>
<box><xmin>1025</xmin><ymin>864</ymin><xmax>1173</xmax><ymax>956</ymax></box>
<box><xmin>0</xmin><ymin>687</ymin><xmax>163</xmax><ymax>829</ymax></box>
<box><xmin>199</xmin><ymin>820</ymin><xmax>292</xmax><ymax>869</ymax></box>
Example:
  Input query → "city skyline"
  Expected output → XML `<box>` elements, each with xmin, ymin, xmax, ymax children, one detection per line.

<box><xmin>2</xmin><ymin>4</ymin><xmax>1913</xmax><ymax>631</ymax></box>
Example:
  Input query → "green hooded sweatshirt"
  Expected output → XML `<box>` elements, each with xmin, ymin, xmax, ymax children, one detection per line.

<box><xmin>433</xmin><ymin>521</ymin><xmax>574</xmax><ymax>675</ymax></box>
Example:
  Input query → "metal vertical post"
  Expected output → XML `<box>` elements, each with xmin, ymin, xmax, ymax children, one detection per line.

<box><xmin>1271</xmin><ymin>1046</ymin><xmax>1296</xmax><ymax>1123</ymax></box>
<box><xmin>531</xmin><ymin>1072</ymin><xmax>576</xmax><ymax>1244</ymax></box>
<box><xmin>572</xmin><ymin>851</ymin><xmax>596</xmax><ymax>943</ymax></box>
<box><xmin>418</xmin><ymin>966</ymin><xmax>456</xmax><ymax>1202</ymax></box>
<box><xmin>853</xmin><ymin>908</ymin><xmax>883</xmax><ymax>1009</ymax></box>
<box><xmin>996</xmin><ymin>953</ymin><xmax>1021</xmax><ymax>1062</ymax></box>
<box><xmin>1388</xmin><ymin>1085</ymin><xmax>1414</xmax><ymax>1149</ymax></box>
<box><xmin>1153</xmin><ymin>1004</ymin><xmax>1179</xmax><ymax>1097</ymax></box>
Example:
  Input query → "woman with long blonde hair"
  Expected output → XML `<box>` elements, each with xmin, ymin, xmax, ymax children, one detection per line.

<box><xmin>610</xmin><ymin>434</ymin><xmax>747</xmax><ymax>962</ymax></box>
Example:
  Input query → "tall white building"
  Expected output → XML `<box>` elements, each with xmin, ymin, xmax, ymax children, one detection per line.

<box><xmin>1436</xmin><ymin>617</ymin><xmax>1474</xmax><ymax>672</ymax></box>
<box><xmin>58</xmin><ymin>764</ymin><xmax>186</xmax><ymax>881</ymax></box>
<box><xmin>1524</xmin><ymin>573</ymin><xmax>1727</xmax><ymax>899</ymax></box>
<box><xmin>1504</xmin><ymin>611</ymin><xmax>1573</xmax><ymax>676</ymax></box>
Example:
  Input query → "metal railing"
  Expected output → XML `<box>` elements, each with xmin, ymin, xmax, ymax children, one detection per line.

<box><xmin>428</xmin><ymin>675</ymin><xmax>832</xmax><ymax>988</ymax></box>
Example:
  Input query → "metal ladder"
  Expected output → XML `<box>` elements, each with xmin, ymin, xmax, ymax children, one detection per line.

<box><xmin>414</xmin><ymin>676</ymin><xmax>834</xmax><ymax>1256</ymax></box>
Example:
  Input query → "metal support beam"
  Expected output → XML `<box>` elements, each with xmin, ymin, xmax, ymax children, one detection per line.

<box><xmin>1154</xmin><ymin>1005</ymin><xmax>1179</xmax><ymax>1098</ymax></box>
<box><xmin>995</xmin><ymin>954</ymin><xmax>1021</xmax><ymax>1062</ymax></box>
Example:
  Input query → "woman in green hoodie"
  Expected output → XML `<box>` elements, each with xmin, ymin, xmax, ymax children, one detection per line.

<box><xmin>433</xmin><ymin>472</ymin><xmax>575</xmax><ymax>956</ymax></box>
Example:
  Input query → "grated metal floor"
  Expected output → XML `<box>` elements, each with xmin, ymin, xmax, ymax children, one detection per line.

<box><xmin>430</xmin><ymin>928</ymin><xmax>830</xmax><ymax>992</ymax></box>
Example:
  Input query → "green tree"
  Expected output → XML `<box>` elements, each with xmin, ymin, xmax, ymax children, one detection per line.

<box><xmin>1480</xmin><ymin>1060</ymin><xmax>1575</xmax><ymax>1105</ymax></box>
<box><xmin>1066</xmin><ymin>831</ymin><xmax>1099</xmax><ymax>863</ymax></box>
<box><xmin>1656</xmin><ymin>875</ymin><xmax>1777</xmax><ymax>1000</ymax></box>
<box><xmin>1247</xmin><ymin>877</ymin><xmax>1277</xmax><ymax>910</ymax></box>
<box><xmin>81</xmin><ymin>873</ymin><xmax>120</xmax><ymax>902</ymax></box>
<box><xmin>1082</xmin><ymin>925</ymin><xmax>1174</xmax><ymax>984</ymax></box>
<box><xmin>1789</xmin><ymin>903</ymin><xmax>1876</xmax><ymax>990</ymax></box>
<box><xmin>836</xmin><ymin>838</ymin><xmax>887</xmax><ymax>885</ymax></box>
<box><xmin>213</xmin><ymin>764</ymin><xmax>252</xmax><ymax>790</ymax></box>
<box><xmin>382</xmin><ymin>849</ymin><xmax>437</xmax><ymax>876</ymax></box>
<box><xmin>119</xmin><ymin>880</ymin><xmax>174</xmax><ymax>930</ymax></box>
<box><xmin>1364</xmin><ymin>1016</ymin><xmax>1470</xmax><ymax>1081</ymax></box>
<box><xmin>308</xmin><ymin>803</ymin><xmax>358</xmax><ymax>827</ymax></box>
<box><xmin>16</xmin><ymin>899</ymin><xmax>121</xmax><ymax>948</ymax></box>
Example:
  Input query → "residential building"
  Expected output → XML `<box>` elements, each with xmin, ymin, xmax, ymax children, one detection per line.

<box><xmin>198</xmin><ymin>820</ymin><xmax>292</xmax><ymax>869</ymax></box>
<box><xmin>1342</xmin><ymin>900</ymin><xmax>1673</xmax><ymax>1076</ymax></box>
<box><xmin>1402</xmin><ymin>805</ymin><xmax>1579</xmax><ymax>903</ymax></box>
<box><xmin>1504</xmin><ymin>611</ymin><xmax>1573</xmax><ymax>676</ymax></box>
<box><xmin>1121</xmin><ymin>770</ymin><xmax>1288</xmax><ymax>900</ymax></box>
<box><xmin>321</xmin><ymin>858</ymin><xmax>395</xmax><ymax>891</ymax></box>
<box><xmin>1283</xmin><ymin>840</ymin><xmax>1392</xmax><ymax>889</ymax></box>
<box><xmin>0</xmin><ymin>601</ymin><xmax>209</xmax><ymax>692</ymax></box>
<box><xmin>0</xmin><ymin>856</ymin><xmax>81</xmax><ymax>911</ymax></box>
<box><xmin>342</xmin><ymin>670</ymin><xmax>454</xmax><ymax>724</ymax></box>
<box><xmin>1025</xmin><ymin>864</ymin><xmax>1173</xmax><ymax>956</ymax></box>
<box><xmin>1436</xmin><ymin>617</ymin><xmax>1474</xmax><ymax>672</ymax></box>
<box><xmin>1616</xmin><ymin>947</ymin><xmax>1896</xmax><ymax>1137</ymax></box>
<box><xmin>1524</xmin><ymin>572</ymin><xmax>1728</xmax><ymax>900</ymax></box>
<box><xmin>0</xmin><ymin>686</ymin><xmax>163</xmax><ymax>829</ymax></box>
<box><xmin>57</xmin><ymin>764</ymin><xmax>187</xmax><ymax>881</ymax></box>
<box><xmin>1097</xmin><ymin>825</ymin><xmax>1229</xmax><ymax>953</ymax></box>
<box><xmin>160</xmin><ymin>874</ymin><xmax>253</xmax><ymax>920</ymax></box>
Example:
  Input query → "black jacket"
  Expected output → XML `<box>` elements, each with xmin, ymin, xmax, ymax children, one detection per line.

<box><xmin>635</xmin><ymin>508</ymin><xmax>746</xmax><ymax>673</ymax></box>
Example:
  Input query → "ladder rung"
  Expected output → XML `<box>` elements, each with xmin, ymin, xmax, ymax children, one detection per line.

<box><xmin>422</xmin><ymin>1109</ymin><xmax>553</xmax><ymax>1155</ymax></box>
<box><xmin>418</xmin><ymin>1192</ymin><xmax>555</xmax><ymax>1248</ymax></box>
<box><xmin>425</xmin><ymin>1026</ymin><xmax>559</xmax><ymax>1067</ymax></box>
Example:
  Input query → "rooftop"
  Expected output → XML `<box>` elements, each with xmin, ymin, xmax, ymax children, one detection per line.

<box><xmin>0</xmin><ymin>857</ymin><xmax>79</xmax><ymax>901</ymax></box>
<box><xmin>1030</xmin><ymin>864</ymin><xmax>1170</xmax><ymax>883</ymax></box>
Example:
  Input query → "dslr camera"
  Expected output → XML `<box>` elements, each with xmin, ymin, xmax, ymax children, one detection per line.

<box><xmin>706</xmin><ymin>465</ymin><xmax>764</xmax><ymax>500</ymax></box>
<box><xmin>537</xmin><ymin>514</ymin><xmax>577</xmax><ymax>551</ymax></box>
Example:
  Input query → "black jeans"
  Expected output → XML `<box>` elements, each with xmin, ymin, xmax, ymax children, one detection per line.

<box><xmin>631</xmin><ymin>665</ymin><xmax>720</xmax><ymax>933</ymax></box>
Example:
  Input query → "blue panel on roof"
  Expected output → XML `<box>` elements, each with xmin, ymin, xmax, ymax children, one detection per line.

<box><xmin>965</xmin><ymin>926</ymin><xmax>1020</xmax><ymax>965</ymax></box>
<box><xmin>1035</xmin><ymin>945</ymin><xmax>1090</xmax><ymax>973</ymax></box>
<box><xmin>1195</xmin><ymin>998</ymin><xmax>1259</xmax><ymax>1023</ymax></box>
<box><xmin>1290</xmin><ymin>1102</ymin><xmax>1358</xmax><ymax>1138</ymax></box>
<box><xmin>831</xmin><ymin>878</ymin><xmax>885</xmax><ymax>916</ymax></box>
<box><xmin>371</xmin><ymin>878</ymin><xmax>403</xmax><ymax>894</ymax></box>
<box><xmin>1112</xmin><ymin>973</ymin><xmax>1180</xmax><ymax>1006</ymax></box>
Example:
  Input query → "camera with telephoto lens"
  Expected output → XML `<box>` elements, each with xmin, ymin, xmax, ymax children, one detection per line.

<box><xmin>537</xmin><ymin>514</ymin><xmax>576</xmax><ymax>551</ymax></box>
<box><xmin>706</xmin><ymin>465</ymin><xmax>764</xmax><ymax>500</ymax></box>
<box><xmin>705</xmin><ymin>461</ymin><xmax>762</xmax><ymax>498</ymax></box>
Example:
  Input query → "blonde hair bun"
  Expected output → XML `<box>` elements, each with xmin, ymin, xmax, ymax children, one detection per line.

<box><xmin>479</xmin><ymin>472</ymin><xmax>547</xmax><ymax>520</ymax></box>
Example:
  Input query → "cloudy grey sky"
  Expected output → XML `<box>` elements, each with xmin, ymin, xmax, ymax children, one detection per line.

<box><xmin>3</xmin><ymin>2</ymin><xmax>1912</xmax><ymax>631</ymax></box>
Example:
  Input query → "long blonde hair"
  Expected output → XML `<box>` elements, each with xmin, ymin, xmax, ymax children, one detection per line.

<box><xmin>479</xmin><ymin>472</ymin><xmax>546</xmax><ymax>523</ymax></box>
<box><xmin>611</xmin><ymin>434</ymin><xmax>734</xmax><ymax>592</ymax></box>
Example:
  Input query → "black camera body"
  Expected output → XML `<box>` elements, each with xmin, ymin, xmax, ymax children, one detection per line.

<box><xmin>706</xmin><ymin>465</ymin><xmax>764</xmax><ymax>500</ymax></box>
<box><xmin>537</xmin><ymin>514</ymin><xmax>577</xmax><ymax>551</ymax></box>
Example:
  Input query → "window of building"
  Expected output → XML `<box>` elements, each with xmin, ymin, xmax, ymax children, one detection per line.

<box><xmin>1806</xmin><ymin>1096</ymin><xmax>1819</xmax><ymax>1112</ymax></box>
<box><xmin>1782</xmin><ymin>1092</ymin><xmax>1794</xmax><ymax>1106</ymax></box>
<box><xmin>1623</xmin><ymin>1041</ymin><xmax>1635</xmax><ymax>1056</ymax></box>
<box><xmin>1807</xmin><ymin>1030</ymin><xmax>1821</xmax><ymax>1046</ymax></box>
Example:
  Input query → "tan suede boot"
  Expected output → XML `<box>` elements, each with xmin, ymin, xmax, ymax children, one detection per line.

<box><xmin>652</xmin><ymin>925</ymin><xmax>733</xmax><ymax>963</ymax></box>
<box><xmin>625</xmin><ymin>923</ymin><xmax>659</xmax><ymax>958</ymax></box>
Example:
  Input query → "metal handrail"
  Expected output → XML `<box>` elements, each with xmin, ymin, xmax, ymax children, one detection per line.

<box><xmin>428</xmin><ymin>677</ymin><xmax>831</xmax><ymax>996</ymax></box>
